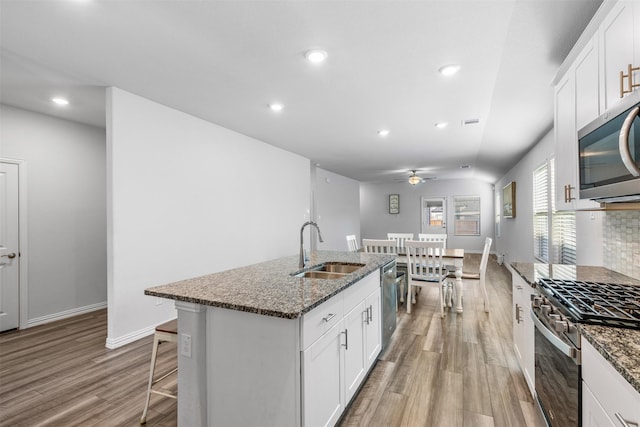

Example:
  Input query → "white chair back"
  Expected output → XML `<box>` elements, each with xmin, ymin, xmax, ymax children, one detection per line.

<box><xmin>479</xmin><ymin>237</ymin><xmax>492</xmax><ymax>283</ymax></box>
<box><xmin>387</xmin><ymin>233</ymin><xmax>414</xmax><ymax>249</ymax></box>
<box><xmin>362</xmin><ymin>238</ymin><xmax>398</xmax><ymax>254</ymax></box>
<box><xmin>404</xmin><ymin>240</ymin><xmax>448</xmax><ymax>317</ymax></box>
<box><xmin>346</xmin><ymin>235</ymin><xmax>359</xmax><ymax>252</ymax></box>
<box><xmin>417</xmin><ymin>233</ymin><xmax>447</xmax><ymax>248</ymax></box>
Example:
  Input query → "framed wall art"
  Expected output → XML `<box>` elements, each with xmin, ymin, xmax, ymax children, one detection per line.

<box><xmin>389</xmin><ymin>194</ymin><xmax>399</xmax><ymax>214</ymax></box>
<box><xmin>502</xmin><ymin>181</ymin><xmax>516</xmax><ymax>218</ymax></box>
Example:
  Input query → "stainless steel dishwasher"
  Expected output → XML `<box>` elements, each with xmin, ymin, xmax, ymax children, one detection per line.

<box><xmin>381</xmin><ymin>261</ymin><xmax>398</xmax><ymax>350</ymax></box>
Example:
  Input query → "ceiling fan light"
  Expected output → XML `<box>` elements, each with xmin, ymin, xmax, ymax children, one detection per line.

<box><xmin>305</xmin><ymin>49</ymin><xmax>328</xmax><ymax>64</ymax></box>
<box><xmin>408</xmin><ymin>174</ymin><xmax>421</xmax><ymax>185</ymax></box>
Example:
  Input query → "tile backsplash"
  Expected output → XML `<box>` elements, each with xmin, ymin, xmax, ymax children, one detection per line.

<box><xmin>603</xmin><ymin>210</ymin><xmax>640</xmax><ymax>280</ymax></box>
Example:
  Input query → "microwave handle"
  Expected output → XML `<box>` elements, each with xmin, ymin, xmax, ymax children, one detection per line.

<box><xmin>619</xmin><ymin>106</ymin><xmax>640</xmax><ymax>177</ymax></box>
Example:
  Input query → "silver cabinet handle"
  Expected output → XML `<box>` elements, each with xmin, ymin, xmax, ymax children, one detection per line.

<box><xmin>368</xmin><ymin>305</ymin><xmax>373</xmax><ymax>323</ymax></box>
<box><xmin>341</xmin><ymin>329</ymin><xmax>348</xmax><ymax>350</ymax></box>
<box><xmin>1</xmin><ymin>253</ymin><xmax>16</xmax><ymax>259</ymax></box>
<box><xmin>564</xmin><ymin>184</ymin><xmax>575</xmax><ymax>203</ymax></box>
<box><xmin>364</xmin><ymin>308</ymin><xmax>370</xmax><ymax>325</ymax></box>
<box><xmin>322</xmin><ymin>313</ymin><xmax>336</xmax><ymax>322</ymax></box>
<box><xmin>515</xmin><ymin>304</ymin><xmax>522</xmax><ymax>323</ymax></box>
<box><xmin>619</xmin><ymin>106</ymin><xmax>640</xmax><ymax>177</ymax></box>
<box><xmin>615</xmin><ymin>412</ymin><xmax>639</xmax><ymax>427</ymax></box>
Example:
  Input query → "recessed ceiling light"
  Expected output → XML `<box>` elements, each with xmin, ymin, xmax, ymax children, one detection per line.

<box><xmin>377</xmin><ymin>129</ymin><xmax>389</xmax><ymax>137</ymax></box>
<box><xmin>51</xmin><ymin>97</ymin><xmax>69</xmax><ymax>106</ymax></box>
<box><xmin>305</xmin><ymin>49</ymin><xmax>328</xmax><ymax>64</ymax></box>
<box><xmin>438</xmin><ymin>64</ymin><xmax>460</xmax><ymax>76</ymax></box>
<box><xmin>435</xmin><ymin>122</ymin><xmax>448</xmax><ymax>129</ymax></box>
<box><xmin>269</xmin><ymin>103</ymin><xmax>284</xmax><ymax>112</ymax></box>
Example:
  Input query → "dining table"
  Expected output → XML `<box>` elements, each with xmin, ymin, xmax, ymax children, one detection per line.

<box><xmin>396</xmin><ymin>247</ymin><xmax>466</xmax><ymax>313</ymax></box>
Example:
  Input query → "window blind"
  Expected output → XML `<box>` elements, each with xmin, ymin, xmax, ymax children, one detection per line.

<box><xmin>533</xmin><ymin>163</ymin><xmax>549</xmax><ymax>261</ymax></box>
<box><xmin>550</xmin><ymin>159</ymin><xmax>576</xmax><ymax>264</ymax></box>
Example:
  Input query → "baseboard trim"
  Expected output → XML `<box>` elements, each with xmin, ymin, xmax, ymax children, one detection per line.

<box><xmin>105</xmin><ymin>325</ymin><xmax>156</xmax><ymax>349</ymax></box>
<box><xmin>26</xmin><ymin>301</ymin><xmax>107</xmax><ymax>328</ymax></box>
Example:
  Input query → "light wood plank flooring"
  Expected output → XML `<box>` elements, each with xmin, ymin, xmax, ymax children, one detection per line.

<box><xmin>0</xmin><ymin>255</ymin><xmax>545</xmax><ymax>426</ymax></box>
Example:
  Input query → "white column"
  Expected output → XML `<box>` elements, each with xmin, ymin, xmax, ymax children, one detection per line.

<box><xmin>175</xmin><ymin>301</ymin><xmax>207</xmax><ymax>426</ymax></box>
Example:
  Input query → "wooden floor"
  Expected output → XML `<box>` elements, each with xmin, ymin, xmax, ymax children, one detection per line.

<box><xmin>0</xmin><ymin>255</ymin><xmax>545</xmax><ymax>427</ymax></box>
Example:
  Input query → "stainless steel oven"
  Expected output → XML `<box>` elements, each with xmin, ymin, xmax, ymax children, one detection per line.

<box><xmin>531</xmin><ymin>302</ymin><xmax>581</xmax><ymax>426</ymax></box>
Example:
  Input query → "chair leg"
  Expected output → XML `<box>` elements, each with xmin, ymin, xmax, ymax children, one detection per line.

<box><xmin>438</xmin><ymin>283</ymin><xmax>445</xmax><ymax>318</ymax></box>
<box><xmin>140</xmin><ymin>335</ymin><xmax>161</xmax><ymax>424</ymax></box>
<box><xmin>406</xmin><ymin>283</ymin><xmax>412</xmax><ymax>314</ymax></box>
<box><xmin>480</xmin><ymin>277</ymin><xmax>489</xmax><ymax>313</ymax></box>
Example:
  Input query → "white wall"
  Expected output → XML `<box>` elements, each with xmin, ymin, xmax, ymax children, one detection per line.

<box><xmin>107</xmin><ymin>88</ymin><xmax>311</xmax><ymax>347</ymax></box>
<box><xmin>494</xmin><ymin>128</ymin><xmax>604</xmax><ymax>266</ymax></box>
<box><xmin>0</xmin><ymin>104</ymin><xmax>107</xmax><ymax>324</ymax></box>
<box><xmin>360</xmin><ymin>179</ymin><xmax>494</xmax><ymax>252</ymax></box>
<box><xmin>315</xmin><ymin>168</ymin><xmax>360</xmax><ymax>251</ymax></box>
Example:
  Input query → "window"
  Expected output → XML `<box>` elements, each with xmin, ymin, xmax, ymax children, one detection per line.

<box><xmin>533</xmin><ymin>159</ymin><xmax>576</xmax><ymax>263</ymax></box>
<box><xmin>453</xmin><ymin>195</ymin><xmax>480</xmax><ymax>236</ymax></box>
<box><xmin>533</xmin><ymin>164</ymin><xmax>549</xmax><ymax>261</ymax></box>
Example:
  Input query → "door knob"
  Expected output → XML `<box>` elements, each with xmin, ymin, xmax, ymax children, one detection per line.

<box><xmin>1</xmin><ymin>253</ymin><xmax>16</xmax><ymax>259</ymax></box>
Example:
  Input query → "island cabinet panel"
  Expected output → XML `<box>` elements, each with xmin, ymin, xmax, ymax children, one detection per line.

<box><xmin>581</xmin><ymin>338</ymin><xmax>640</xmax><ymax>427</ymax></box>
<box><xmin>364</xmin><ymin>287</ymin><xmax>382</xmax><ymax>368</ymax></box>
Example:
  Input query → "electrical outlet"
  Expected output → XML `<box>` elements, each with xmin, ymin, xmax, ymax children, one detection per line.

<box><xmin>181</xmin><ymin>333</ymin><xmax>192</xmax><ymax>358</ymax></box>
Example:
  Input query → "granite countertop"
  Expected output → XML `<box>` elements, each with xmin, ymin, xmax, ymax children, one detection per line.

<box><xmin>145</xmin><ymin>250</ymin><xmax>395</xmax><ymax>319</ymax></box>
<box><xmin>509</xmin><ymin>262</ymin><xmax>640</xmax><ymax>394</ymax></box>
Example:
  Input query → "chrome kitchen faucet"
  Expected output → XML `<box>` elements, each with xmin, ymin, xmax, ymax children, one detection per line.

<box><xmin>299</xmin><ymin>221</ymin><xmax>324</xmax><ymax>268</ymax></box>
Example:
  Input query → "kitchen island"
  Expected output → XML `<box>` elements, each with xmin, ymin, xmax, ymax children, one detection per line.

<box><xmin>145</xmin><ymin>250</ymin><xmax>395</xmax><ymax>426</ymax></box>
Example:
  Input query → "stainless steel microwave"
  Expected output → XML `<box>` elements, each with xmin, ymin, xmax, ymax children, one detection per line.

<box><xmin>578</xmin><ymin>91</ymin><xmax>640</xmax><ymax>202</ymax></box>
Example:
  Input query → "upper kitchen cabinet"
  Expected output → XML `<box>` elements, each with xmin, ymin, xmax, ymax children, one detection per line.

<box><xmin>554</xmin><ymin>0</ymin><xmax>638</xmax><ymax>210</ymax></box>
<box><xmin>600</xmin><ymin>0</ymin><xmax>640</xmax><ymax>111</ymax></box>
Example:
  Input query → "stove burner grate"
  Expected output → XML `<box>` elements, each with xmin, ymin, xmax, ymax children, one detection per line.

<box><xmin>537</xmin><ymin>278</ymin><xmax>640</xmax><ymax>329</ymax></box>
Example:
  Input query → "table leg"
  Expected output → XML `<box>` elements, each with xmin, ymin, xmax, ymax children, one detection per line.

<box><xmin>455</xmin><ymin>264</ymin><xmax>463</xmax><ymax>313</ymax></box>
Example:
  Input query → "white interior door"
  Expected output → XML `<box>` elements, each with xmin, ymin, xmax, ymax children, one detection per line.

<box><xmin>0</xmin><ymin>162</ymin><xmax>20</xmax><ymax>331</ymax></box>
<box><xmin>421</xmin><ymin>197</ymin><xmax>447</xmax><ymax>235</ymax></box>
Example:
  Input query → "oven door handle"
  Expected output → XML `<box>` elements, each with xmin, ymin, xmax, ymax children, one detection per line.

<box><xmin>530</xmin><ymin>309</ymin><xmax>580</xmax><ymax>361</ymax></box>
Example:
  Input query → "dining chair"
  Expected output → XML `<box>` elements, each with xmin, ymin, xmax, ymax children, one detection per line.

<box><xmin>362</xmin><ymin>239</ymin><xmax>406</xmax><ymax>306</ymax></box>
<box><xmin>405</xmin><ymin>240</ymin><xmax>448</xmax><ymax>317</ymax></box>
<box><xmin>345</xmin><ymin>234</ymin><xmax>359</xmax><ymax>252</ymax></box>
<box><xmin>387</xmin><ymin>233</ymin><xmax>414</xmax><ymax>249</ymax></box>
<box><xmin>446</xmin><ymin>236</ymin><xmax>492</xmax><ymax>312</ymax></box>
<box><xmin>417</xmin><ymin>233</ymin><xmax>447</xmax><ymax>247</ymax></box>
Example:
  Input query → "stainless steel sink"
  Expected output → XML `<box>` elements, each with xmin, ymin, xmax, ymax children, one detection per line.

<box><xmin>318</xmin><ymin>263</ymin><xmax>365</xmax><ymax>274</ymax></box>
<box><xmin>298</xmin><ymin>271</ymin><xmax>347</xmax><ymax>280</ymax></box>
<box><xmin>293</xmin><ymin>262</ymin><xmax>365</xmax><ymax>279</ymax></box>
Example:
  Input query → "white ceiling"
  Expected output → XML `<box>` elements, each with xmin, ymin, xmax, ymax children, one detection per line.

<box><xmin>0</xmin><ymin>0</ymin><xmax>602</xmax><ymax>184</ymax></box>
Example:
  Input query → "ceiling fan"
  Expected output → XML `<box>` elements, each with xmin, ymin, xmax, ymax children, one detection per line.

<box><xmin>406</xmin><ymin>170</ymin><xmax>437</xmax><ymax>185</ymax></box>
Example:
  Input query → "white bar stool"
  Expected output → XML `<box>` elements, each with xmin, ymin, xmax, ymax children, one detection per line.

<box><xmin>140</xmin><ymin>319</ymin><xmax>178</xmax><ymax>424</ymax></box>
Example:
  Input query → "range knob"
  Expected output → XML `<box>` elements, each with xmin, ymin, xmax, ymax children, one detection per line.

<box><xmin>532</xmin><ymin>296</ymin><xmax>542</xmax><ymax>308</ymax></box>
<box><xmin>540</xmin><ymin>305</ymin><xmax>551</xmax><ymax>315</ymax></box>
<box><xmin>549</xmin><ymin>313</ymin><xmax>561</xmax><ymax>322</ymax></box>
<box><xmin>555</xmin><ymin>320</ymin><xmax>569</xmax><ymax>333</ymax></box>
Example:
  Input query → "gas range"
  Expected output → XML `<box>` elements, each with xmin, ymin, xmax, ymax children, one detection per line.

<box><xmin>536</xmin><ymin>278</ymin><xmax>640</xmax><ymax>330</ymax></box>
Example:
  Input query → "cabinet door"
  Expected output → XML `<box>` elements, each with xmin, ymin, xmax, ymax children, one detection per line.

<box><xmin>555</xmin><ymin>73</ymin><xmax>577</xmax><ymax>210</ymax></box>
<box><xmin>601</xmin><ymin>1</ymin><xmax>639</xmax><ymax>110</ymax></box>
<box><xmin>343</xmin><ymin>301</ymin><xmax>366</xmax><ymax>404</ymax></box>
<box><xmin>576</xmin><ymin>38</ymin><xmax>600</xmax><ymax>130</ymax></box>
<box><xmin>583</xmin><ymin>382</ymin><xmax>616</xmax><ymax>427</ymax></box>
<box><xmin>512</xmin><ymin>273</ymin><xmax>535</xmax><ymax>397</ymax></box>
<box><xmin>302</xmin><ymin>320</ymin><xmax>344</xmax><ymax>427</ymax></box>
<box><xmin>364</xmin><ymin>289</ymin><xmax>381</xmax><ymax>369</ymax></box>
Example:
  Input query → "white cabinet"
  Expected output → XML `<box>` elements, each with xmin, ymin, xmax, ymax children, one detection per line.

<box><xmin>600</xmin><ymin>1</ymin><xmax>640</xmax><ymax>111</ymax></box>
<box><xmin>553</xmin><ymin>0</ymin><xmax>639</xmax><ymax>210</ymax></box>
<box><xmin>302</xmin><ymin>270</ymin><xmax>381</xmax><ymax>426</ymax></box>
<box><xmin>511</xmin><ymin>270</ymin><xmax>535</xmax><ymax>397</ymax></box>
<box><xmin>302</xmin><ymin>319</ymin><xmax>345</xmax><ymax>427</ymax></box>
<box><xmin>582</xmin><ymin>338</ymin><xmax>640</xmax><ymax>427</ymax></box>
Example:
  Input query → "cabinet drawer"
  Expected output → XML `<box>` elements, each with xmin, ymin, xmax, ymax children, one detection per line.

<box><xmin>302</xmin><ymin>293</ymin><xmax>343</xmax><ymax>350</ymax></box>
<box><xmin>582</xmin><ymin>339</ymin><xmax>640</xmax><ymax>425</ymax></box>
<box><xmin>343</xmin><ymin>271</ymin><xmax>379</xmax><ymax>314</ymax></box>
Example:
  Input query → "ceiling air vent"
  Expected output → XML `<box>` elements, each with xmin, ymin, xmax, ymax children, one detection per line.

<box><xmin>462</xmin><ymin>118</ymin><xmax>480</xmax><ymax>126</ymax></box>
